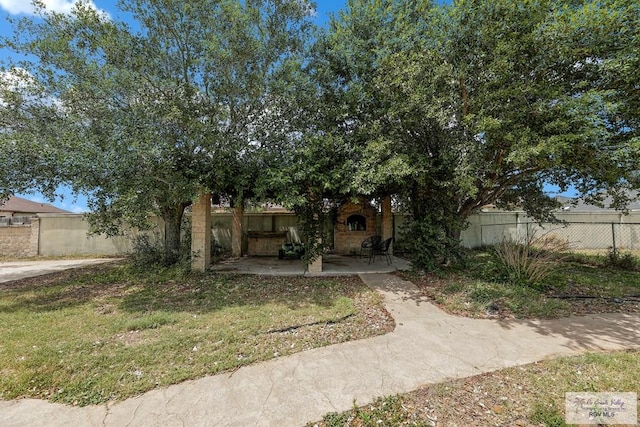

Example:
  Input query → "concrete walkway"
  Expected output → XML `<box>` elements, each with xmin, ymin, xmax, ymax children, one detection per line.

<box><xmin>212</xmin><ymin>254</ymin><xmax>412</xmax><ymax>276</ymax></box>
<box><xmin>0</xmin><ymin>259</ymin><xmax>115</xmax><ymax>283</ymax></box>
<box><xmin>1</xmin><ymin>273</ymin><xmax>639</xmax><ymax>426</ymax></box>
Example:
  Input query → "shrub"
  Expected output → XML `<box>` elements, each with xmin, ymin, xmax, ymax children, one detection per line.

<box><xmin>492</xmin><ymin>233</ymin><xmax>569</xmax><ymax>287</ymax></box>
<box><xmin>605</xmin><ymin>248</ymin><xmax>638</xmax><ymax>271</ymax></box>
<box><xmin>400</xmin><ymin>215</ymin><xmax>464</xmax><ymax>272</ymax></box>
<box><xmin>130</xmin><ymin>232</ymin><xmax>191</xmax><ymax>269</ymax></box>
<box><xmin>130</xmin><ymin>216</ymin><xmax>225</xmax><ymax>270</ymax></box>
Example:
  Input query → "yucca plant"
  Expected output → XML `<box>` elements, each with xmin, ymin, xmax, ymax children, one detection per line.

<box><xmin>493</xmin><ymin>232</ymin><xmax>570</xmax><ymax>287</ymax></box>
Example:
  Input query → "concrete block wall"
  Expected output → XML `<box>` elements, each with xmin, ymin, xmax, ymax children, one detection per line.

<box><xmin>2</xmin><ymin>210</ymin><xmax>637</xmax><ymax>259</ymax></box>
<box><xmin>0</xmin><ymin>218</ymin><xmax>39</xmax><ymax>257</ymax></box>
<box><xmin>38</xmin><ymin>214</ymin><xmax>133</xmax><ymax>256</ymax></box>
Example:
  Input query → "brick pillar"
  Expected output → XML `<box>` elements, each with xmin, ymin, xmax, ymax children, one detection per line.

<box><xmin>231</xmin><ymin>202</ymin><xmax>243</xmax><ymax>258</ymax></box>
<box><xmin>382</xmin><ymin>195</ymin><xmax>393</xmax><ymax>255</ymax></box>
<box><xmin>191</xmin><ymin>192</ymin><xmax>211</xmax><ymax>272</ymax></box>
<box><xmin>28</xmin><ymin>217</ymin><xmax>40</xmax><ymax>256</ymax></box>
<box><xmin>308</xmin><ymin>253</ymin><xmax>323</xmax><ymax>273</ymax></box>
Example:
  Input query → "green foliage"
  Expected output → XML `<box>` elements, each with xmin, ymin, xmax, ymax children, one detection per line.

<box><xmin>3</xmin><ymin>0</ymin><xmax>640</xmax><ymax>270</ymax></box>
<box><xmin>293</xmin><ymin>196</ymin><xmax>332</xmax><ymax>270</ymax></box>
<box><xmin>320</xmin><ymin>411</ymin><xmax>351</xmax><ymax>426</ymax></box>
<box><xmin>0</xmin><ymin>264</ymin><xmax>382</xmax><ymax>406</ymax></box>
<box><xmin>124</xmin><ymin>312</ymin><xmax>176</xmax><ymax>331</ymax></box>
<box><xmin>400</xmin><ymin>213</ymin><xmax>465</xmax><ymax>272</ymax></box>
<box><xmin>130</xmin><ymin>233</ymin><xmax>190</xmax><ymax>270</ymax></box>
<box><xmin>529</xmin><ymin>402</ymin><xmax>568</xmax><ymax>427</ymax></box>
<box><xmin>437</xmin><ymin>279</ymin><xmax>571</xmax><ymax>319</ymax></box>
<box><xmin>491</xmin><ymin>234</ymin><xmax>569</xmax><ymax>287</ymax></box>
<box><xmin>319</xmin><ymin>395</ymin><xmax>424</xmax><ymax>427</ymax></box>
<box><xmin>605</xmin><ymin>249</ymin><xmax>639</xmax><ymax>271</ymax></box>
<box><xmin>128</xmin><ymin>215</ymin><xmax>221</xmax><ymax>270</ymax></box>
<box><xmin>314</xmin><ymin>0</ymin><xmax>640</xmax><ymax>269</ymax></box>
<box><xmin>0</xmin><ymin>0</ymin><xmax>314</xmax><ymax>264</ymax></box>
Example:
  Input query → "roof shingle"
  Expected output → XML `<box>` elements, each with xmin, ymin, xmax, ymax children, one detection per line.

<box><xmin>0</xmin><ymin>195</ymin><xmax>71</xmax><ymax>215</ymax></box>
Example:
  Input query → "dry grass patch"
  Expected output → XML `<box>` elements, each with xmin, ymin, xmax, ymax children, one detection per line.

<box><xmin>401</xmin><ymin>249</ymin><xmax>640</xmax><ymax>319</ymax></box>
<box><xmin>312</xmin><ymin>349</ymin><xmax>640</xmax><ymax>427</ymax></box>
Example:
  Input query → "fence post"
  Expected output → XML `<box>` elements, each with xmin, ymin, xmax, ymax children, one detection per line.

<box><xmin>611</xmin><ymin>222</ymin><xmax>617</xmax><ymax>256</ymax></box>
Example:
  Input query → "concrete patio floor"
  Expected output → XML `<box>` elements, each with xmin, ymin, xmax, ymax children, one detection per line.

<box><xmin>211</xmin><ymin>253</ymin><xmax>412</xmax><ymax>276</ymax></box>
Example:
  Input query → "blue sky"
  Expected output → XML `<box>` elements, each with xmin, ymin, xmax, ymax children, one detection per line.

<box><xmin>1</xmin><ymin>0</ymin><xmax>348</xmax><ymax>212</ymax></box>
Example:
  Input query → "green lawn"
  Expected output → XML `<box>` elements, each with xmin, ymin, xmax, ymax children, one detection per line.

<box><xmin>0</xmin><ymin>262</ymin><xmax>390</xmax><ymax>406</ymax></box>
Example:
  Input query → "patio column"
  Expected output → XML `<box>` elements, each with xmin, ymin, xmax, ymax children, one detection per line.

<box><xmin>231</xmin><ymin>200</ymin><xmax>244</xmax><ymax>258</ymax></box>
<box><xmin>308</xmin><ymin>241</ymin><xmax>323</xmax><ymax>273</ymax></box>
<box><xmin>382</xmin><ymin>195</ymin><xmax>393</xmax><ymax>255</ymax></box>
<box><xmin>191</xmin><ymin>192</ymin><xmax>211</xmax><ymax>272</ymax></box>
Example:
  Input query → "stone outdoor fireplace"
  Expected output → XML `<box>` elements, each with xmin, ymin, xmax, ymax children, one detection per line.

<box><xmin>334</xmin><ymin>198</ymin><xmax>378</xmax><ymax>255</ymax></box>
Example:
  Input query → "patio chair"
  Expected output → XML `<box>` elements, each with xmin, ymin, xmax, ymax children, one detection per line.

<box><xmin>360</xmin><ymin>235</ymin><xmax>381</xmax><ymax>259</ymax></box>
<box><xmin>369</xmin><ymin>237</ymin><xmax>393</xmax><ymax>265</ymax></box>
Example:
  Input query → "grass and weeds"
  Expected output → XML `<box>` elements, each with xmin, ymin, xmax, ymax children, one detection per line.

<box><xmin>2</xmin><ymin>246</ymin><xmax>638</xmax><ymax>416</ymax></box>
<box><xmin>0</xmin><ymin>261</ymin><xmax>393</xmax><ymax>406</ymax></box>
<box><xmin>401</xmin><ymin>248</ymin><xmax>640</xmax><ymax>319</ymax></box>
<box><xmin>310</xmin><ymin>248</ymin><xmax>640</xmax><ymax>426</ymax></box>
<box><xmin>312</xmin><ymin>349</ymin><xmax>640</xmax><ymax>427</ymax></box>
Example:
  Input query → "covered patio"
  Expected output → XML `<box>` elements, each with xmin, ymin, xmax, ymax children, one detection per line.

<box><xmin>210</xmin><ymin>254</ymin><xmax>411</xmax><ymax>276</ymax></box>
<box><xmin>190</xmin><ymin>192</ymin><xmax>398</xmax><ymax>273</ymax></box>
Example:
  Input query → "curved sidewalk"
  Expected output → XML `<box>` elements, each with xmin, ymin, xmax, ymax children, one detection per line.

<box><xmin>1</xmin><ymin>273</ymin><xmax>639</xmax><ymax>426</ymax></box>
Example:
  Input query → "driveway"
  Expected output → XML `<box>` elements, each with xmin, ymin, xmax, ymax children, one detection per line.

<box><xmin>0</xmin><ymin>259</ymin><xmax>116</xmax><ymax>284</ymax></box>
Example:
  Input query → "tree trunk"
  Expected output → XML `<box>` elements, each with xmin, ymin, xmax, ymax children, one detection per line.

<box><xmin>231</xmin><ymin>196</ymin><xmax>244</xmax><ymax>258</ymax></box>
<box><xmin>161</xmin><ymin>203</ymin><xmax>189</xmax><ymax>265</ymax></box>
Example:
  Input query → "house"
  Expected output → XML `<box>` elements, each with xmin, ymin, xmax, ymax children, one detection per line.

<box><xmin>556</xmin><ymin>192</ymin><xmax>640</xmax><ymax>212</ymax></box>
<box><xmin>0</xmin><ymin>195</ymin><xmax>70</xmax><ymax>224</ymax></box>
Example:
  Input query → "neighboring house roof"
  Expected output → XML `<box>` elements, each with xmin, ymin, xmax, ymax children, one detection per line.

<box><xmin>556</xmin><ymin>192</ymin><xmax>640</xmax><ymax>212</ymax></box>
<box><xmin>0</xmin><ymin>195</ymin><xmax>71</xmax><ymax>215</ymax></box>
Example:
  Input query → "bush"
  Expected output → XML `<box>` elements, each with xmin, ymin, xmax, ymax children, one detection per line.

<box><xmin>130</xmin><ymin>233</ymin><xmax>177</xmax><ymax>269</ymax></box>
<box><xmin>401</xmin><ymin>216</ymin><xmax>464</xmax><ymax>271</ymax></box>
<box><xmin>605</xmin><ymin>248</ymin><xmax>638</xmax><ymax>271</ymax></box>
<box><xmin>492</xmin><ymin>233</ymin><xmax>569</xmax><ymax>287</ymax></box>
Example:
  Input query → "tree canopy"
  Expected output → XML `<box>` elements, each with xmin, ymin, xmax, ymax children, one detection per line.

<box><xmin>2</xmin><ymin>0</ymin><xmax>639</xmax><ymax>269</ymax></box>
<box><xmin>301</xmin><ymin>0</ymin><xmax>640</xmax><ymax>268</ymax></box>
<box><xmin>1</xmin><ymin>0</ymin><xmax>314</xmax><ymax>262</ymax></box>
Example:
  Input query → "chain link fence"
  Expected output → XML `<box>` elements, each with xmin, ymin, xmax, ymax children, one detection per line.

<box><xmin>479</xmin><ymin>221</ymin><xmax>640</xmax><ymax>253</ymax></box>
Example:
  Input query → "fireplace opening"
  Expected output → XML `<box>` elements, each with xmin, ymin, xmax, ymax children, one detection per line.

<box><xmin>346</xmin><ymin>214</ymin><xmax>366</xmax><ymax>231</ymax></box>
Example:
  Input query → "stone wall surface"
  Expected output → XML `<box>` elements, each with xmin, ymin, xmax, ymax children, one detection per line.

<box><xmin>334</xmin><ymin>200</ymin><xmax>378</xmax><ymax>255</ymax></box>
<box><xmin>0</xmin><ymin>223</ymin><xmax>36</xmax><ymax>257</ymax></box>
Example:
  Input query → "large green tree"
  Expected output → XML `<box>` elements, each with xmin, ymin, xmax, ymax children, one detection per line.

<box><xmin>315</xmin><ymin>0</ymin><xmax>640</xmax><ymax>269</ymax></box>
<box><xmin>0</xmin><ymin>0</ymin><xmax>313</xmax><ymax>262</ymax></box>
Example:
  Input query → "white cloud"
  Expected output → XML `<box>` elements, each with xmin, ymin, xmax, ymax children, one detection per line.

<box><xmin>1</xmin><ymin>68</ymin><xmax>64</xmax><ymax>110</ymax></box>
<box><xmin>0</xmin><ymin>0</ymin><xmax>102</xmax><ymax>16</ymax></box>
<box><xmin>69</xmin><ymin>205</ymin><xmax>89</xmax><ymax>213</ymax></box>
